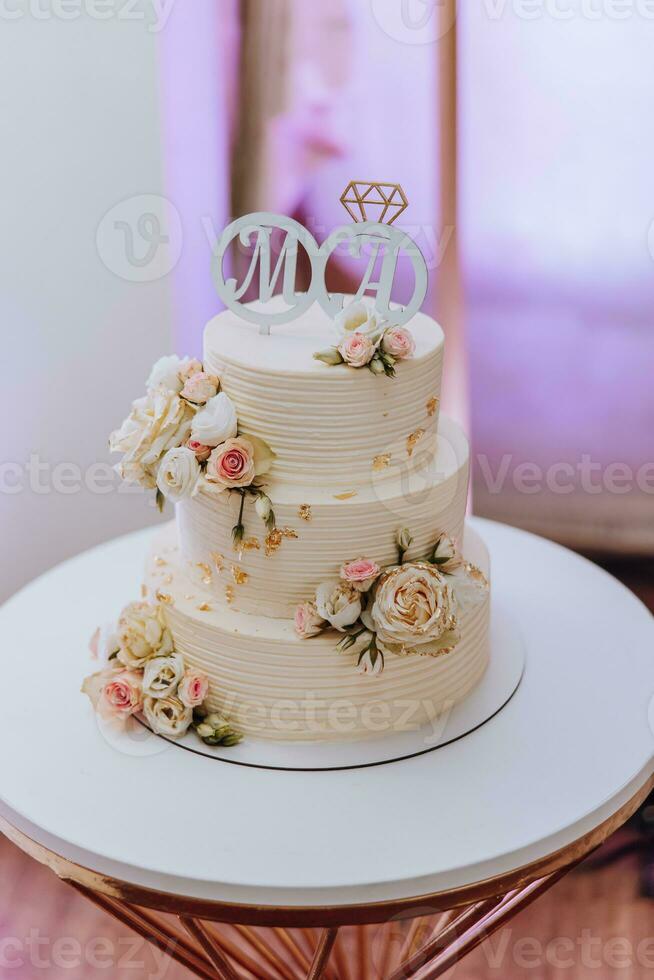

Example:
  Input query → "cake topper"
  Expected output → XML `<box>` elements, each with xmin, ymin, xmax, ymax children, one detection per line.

<box><xmin>211</xmin><ymin>186</ymin><xmax>427</xmax><ymax>335</ymax></box>
<box><xmin>339</xmin><ymin>180</ymin><xmax>409</xmax><ymax>225</ymax></box>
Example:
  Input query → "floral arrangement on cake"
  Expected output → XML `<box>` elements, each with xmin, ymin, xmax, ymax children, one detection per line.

<box><xmin>294</xmin><ymin>531</ymin><xmax>488</xmax><ymax>675</ymax></box>
<box><xmin>313</xmin><ymin>300</ymin><xmax>415</xmax><ymax>378</ymax></box>
<box><xmin>82</xmin><ymin>599</ymin><xmax>242</xmax><ymax>746</ymax></box>
<box><xmin>109</xmin><ymin>354</ymin><xmax>277</xmax><ymax>545</ymax></box>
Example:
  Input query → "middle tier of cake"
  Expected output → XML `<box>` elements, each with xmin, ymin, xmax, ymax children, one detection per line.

<box><xmin>176</xmin><ymin>416</ymin><xmax>470</xmax><ymax>618</ymax></box>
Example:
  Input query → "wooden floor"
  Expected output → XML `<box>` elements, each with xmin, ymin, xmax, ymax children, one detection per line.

<box><xmin>1</xmin><ymin>558</ymin><xmax>652</xmax><ymax>979</ymax></box>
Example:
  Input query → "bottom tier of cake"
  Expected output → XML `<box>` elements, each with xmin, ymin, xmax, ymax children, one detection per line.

<box><xmin>144</xmin><ymin>522</ymin><xmax>491</xmax><ymax>743</ymax></box>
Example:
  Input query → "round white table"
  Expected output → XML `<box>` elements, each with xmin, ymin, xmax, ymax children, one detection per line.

<box><xmin>1</xmin><ymin>518</ymin><xmax>653</xmax><ymax>980</ymax></box>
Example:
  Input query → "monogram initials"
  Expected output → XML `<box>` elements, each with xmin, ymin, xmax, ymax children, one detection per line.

<box><xmin>212</xmin><ymin>212</ymin><xmax>427</xmax><ymax>334</ymax></box>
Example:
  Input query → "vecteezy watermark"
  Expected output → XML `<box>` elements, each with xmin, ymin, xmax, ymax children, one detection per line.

<box><xmin>0</xmin><ymin>930</ymin><xmax>175</xmax><ymax>976</ymax></box>
<box><xmin>96</xmin><ymin>194</ymin><xmax>183</xmax><ymax>283</ymax></box>
<box><xmin>370</xmin><ymin>0</ymin><xmax>458</xmax><ymax>44</ymax></box>
<box><xmin>0</xmin><ymin>0</ymin><xmax>176</xmax><ymax>32</ymax></box>
<box><xmin>481</xmin><ymin>0</ymin><xmax>654</xmax><ymax>20</ymax></box>
<box><xmin>475</xmin><ymin>453</ymin><xmax>654</xmax><ymax>496</ymax></box>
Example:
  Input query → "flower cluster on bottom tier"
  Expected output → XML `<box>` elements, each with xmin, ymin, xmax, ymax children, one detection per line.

<box><xmin>141</xmin><ymin>521</ymin><xmax>491</xmax><ymax>743</ymax></box>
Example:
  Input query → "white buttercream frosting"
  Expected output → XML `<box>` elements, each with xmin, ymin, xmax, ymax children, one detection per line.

<box><xmin>203</xmin><ymin>298</ymin><xmax>444</xmax><ymax>488</ymax></box>
<box><xmin>145</xmin><ymin>522</ymin><xmax>490</xmax><ymax>743</ymax></box>
<box><xmin>177</xmin><ymin>417</ymin><xmax>470</xmax><ymax>618</ymax></box>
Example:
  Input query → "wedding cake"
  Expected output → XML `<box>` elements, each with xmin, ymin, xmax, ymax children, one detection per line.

<box><xmin>83</xmin><ymin>200</ymin><xmax>490</xmax><ymax>747</ymax></box>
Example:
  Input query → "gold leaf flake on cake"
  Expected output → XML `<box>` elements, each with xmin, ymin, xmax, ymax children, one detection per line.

<box><xmin>372</xmin><ymin>453</ymin><xmax>392</xmax><ymax>472</ymax></box>
<box><xmin>231</xmin><ymin>565</ymin><xmax>249</xmax><ymax>586</ymax></box>
<box><xmin>153</xmin><ymin>556</ymin><xmax>167</xmax><ymax>567</ymax></box>
<box><xmin>210</xmin><ymin>552</ymin><xmax>224</xmax><ymax>572</ymax></box>
<box><xmin>464</xmin><ymin>562</ymin><xmax>489</xmax><ymax>589</ymax></box>
<box><xmin>242</xmin><ymin>537</ymin><xmax>260</xmax><ymax>551</ymax></box>
<box><xmin>264</xmin><ymin>526</ymin><xmax>299</xmax><ymax>557</ymax></box>
<box><xmin>197</xmin><ymin>602</ymin><xmax>212</xmax><ymax>612</ymax></box>
<box><xmin>298</xmin><ymin>504</ymin><xmax>312</xmax><ymax>522</ymax></box>
<box><xmin>426</xmin><ymin>396</ymin><xmax>439</xmax><ymax>418</ymax></box>
<box><xmin>225</xmin><ymin>586</ymin><xmax>235</xmax><ymax>604</ymax></box>
<box><xmin>333</xmin><ymin>491</ymin><xmax>358</xmax><ymax>500</ymax></box>
<box><xmin>406</xmin><ymin>428</ymin><xmax>425</xmax><ymax>456</ymax></box>
<box><xmin>156</xmin><ymin>591</ymin><xmax>174</xmax><ymax>605</ymax></box>
<box><xmin>162</xmin><ymin>573</ymin><xmax>173</xmax><ymax>585</ymax></box>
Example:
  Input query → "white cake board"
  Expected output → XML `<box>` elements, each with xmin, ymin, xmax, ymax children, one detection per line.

<box><xmin>1</xmin><ymin>519</ymin><xmax>653</xmax><ymax>911</ymax></box>
<box><xmin>129</xmin><ymin>599</ymin><xmax>524</xmax><ymax>771</ymax></box>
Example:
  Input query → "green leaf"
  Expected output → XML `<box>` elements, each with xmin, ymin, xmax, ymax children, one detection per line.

<box><xmin>247</xmin><ymin>433</ymin><xmax>277</xmax><ymax>477</ymax></box>
<box><xmin>155</xmin><ymin>488</ymin><xmax>166</xmax><ymax>513</ymax></box>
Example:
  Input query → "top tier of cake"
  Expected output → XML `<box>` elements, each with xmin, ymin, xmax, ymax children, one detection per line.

<box><xmin>203</xmin><ymin>298</ymin><xmax>444</xmax><ymax>489</ymax></box>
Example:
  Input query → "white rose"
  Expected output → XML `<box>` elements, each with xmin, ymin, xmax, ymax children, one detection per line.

<box><xmin>156</xmin><ymin>446</ymin><xmax>200</xmax><ymax>502</ymax></box>
<box><xmin>144</xmin><ymin>695</ymin><xmax>193</xmax><ymax>738</ymax></box>
<box><xmin>142</xmin><ymin>654</ymin><xmax>185</xmax><ymax>699</ymax></box>
<box><xmin>191</xmin><ymin>392</ymin><xmax>238</xmax><ymax>448</ymax></box>
<box><xmin>332</xmin><ymin>300</ymin><xmax>385</xmax><ymax>341</ymax></box>
<box><xmin>116</xmin><ymin>601</ymin><xmax>174</xmax><ymax>669</ymax></box>
<box><xmin>369</xmin><ymin>563</ymin><xmax>460</xmax><ymax>658</ymax></box>
<box><xmin>315</xmin><ymin>580</ymin><xmax>362</xmax><ymax>632</ymax></box>
<box><xmin>110</xmin><ymin>386</ymin><xmax>194</xmax><ymax>489</ymax></box>
<box><xmin>147</xmin><ymin>354</ymin><xmax>197</xmax><ymax>393</ymax></box>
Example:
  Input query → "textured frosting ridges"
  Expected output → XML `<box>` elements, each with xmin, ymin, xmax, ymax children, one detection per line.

<box><xmin>178</xmin><ymin>417</ymin><xmax>470</xmax><ymax>618</ymax></box>
<box><xmin>203</xmin><ymin>301</ymin><xmax>444</xmax><ymax>487</ymax></box>
<box><xmin>146</xmin><ymin>522</ymin><xmax>490</xmax><ymax>743</ymax></box>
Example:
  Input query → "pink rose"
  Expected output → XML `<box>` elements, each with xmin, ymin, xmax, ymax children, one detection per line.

<box><xmin>206</xmin><ymin>437</ymin><xmax>256</xmax><ymax>489</ymax></box>
<box><xmin>294</xmin><ymin>601</ymin><xmax>325</xmax><ymax>639</ymax></box>
<box><xmin>340</xmin><ymin>557</ymin><xmax>381</xmax><ymax>592</ymax></box>
<box><xmin>382</xmin><ymin>327</ymin><xmax>415</xmax><ymax>359</ymax></box>
<box><xmin>339</xmin><ymin>332</ymin><xmax>375</xmax><ymax>368</ymax></box>
<box><xmin>180</xmin><ymin>371</ymin><xmax>219</xmax><ymax>404</ymax></box>
<box><xmin>178</xmin><ymin>670</ymin><xmax>209</xmax><ymax>708</ymax></box>
<box><xmin>82</xmin><ymin>667</ymin><xmax>143</xmax><ymax>721</ymax></box>
<box><xmin>187</xmin><ymin>438</ymin><xmax>212</xmax><ymax>463</ymax></box>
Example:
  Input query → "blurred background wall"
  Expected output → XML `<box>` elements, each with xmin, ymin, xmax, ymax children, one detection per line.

<box><xmin>1</xmin><ymin>0</ymin><xmax>652</xmax><ymax>604</ymax></box>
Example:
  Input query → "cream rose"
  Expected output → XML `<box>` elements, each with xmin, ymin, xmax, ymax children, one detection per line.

<box><xmin>178</xmin><ymin>670</ymin><xmax>209</xmax><ymax>708</ymax></box>
<box><xmin>339</xmin><ymin>332</ymin><xmax>376</xmax><ymax>368</ymax></box>
<box><xmin>382</xmin><ymin>326</ymin><xmax>415</xmax><ymax>359</ymax></box>
<box><xmin>147</xmin><ymin>355</ymin><xmax>198</xmax><ymax>393</ymax></box>
<box><xmin>368</xmin><ymin>563</ymin><xmax>460</xmax><ymax>657</ymax></box>
<box><xmin>144</xmin><ymin>695</ymin><xmax>193</xmax><ymax>738</ymax></box>
<box><xmin>180</xmin><ymin>371</ymin><xmax>219</xmax><ymax>404</ymax></box>
<box><xmin>191</xmin><ymin>392</ymin><xmax>237</xmax><ymax>447</ymax></box>
<box><xmin>294</xmin><ymin>601</ymin><xmax>325</xmax><ymax>638</ymax></box>
<box><xmin>333</xmin><ymin>301</ymin><xmax>384</xmax><ymax>340</ymax></box>
<box><xmin>82</xmin><ymin>667</ymin><xmax>143</xmax><ymax>721</ymax></box>
<box><xmin>116</xmin><ymin>601</ymin><xmax>173</xmax><ymax>669</ymax></box>
<box><xmin>156</xmin><ymin>446</ymin><xmax>200</xmax><ymax>502</ymax></box>
<box><xmin>340</xmin><ymin>558</ymin><xmax>381</xmax><ymax>592</ymax></box>
<box><xmin>142</xmin><ymin>654</ymin><xmax>185</xmax><ymax>699</ymax></box>
<box><xmin>315</xmin><ymin>580</ymin><xmax>362</xmax><ymax>632</ymax></box>
<box><xmin>205</xmin><ymin>437</ymin><xmax>256</xmax><ymax>489</ymax></box>
<box><xmin>429</xmin><ymin>534</ymin><xmax>463</xmax><ymax>573</ymax></box>
<box><xmin>110</xmin><ymin>385</ymin><xmax>194</xmax><ymax>489</ymax></box>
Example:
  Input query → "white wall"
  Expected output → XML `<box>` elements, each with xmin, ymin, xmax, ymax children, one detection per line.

<box><xmin>0</xmin><ymin>7</ymin><xmax>175</xmax><ymax>602</ymax></box>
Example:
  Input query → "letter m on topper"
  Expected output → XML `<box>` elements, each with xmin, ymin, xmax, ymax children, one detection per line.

<box><xmin>212</xmin><ymin>213</ymin><xmax>319</xmax><ymax>334</ymax></box>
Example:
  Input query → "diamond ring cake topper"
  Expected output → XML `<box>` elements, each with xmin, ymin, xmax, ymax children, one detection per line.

<box><xmin>339</xmin><ymin>180</ymin><xmax>409</xmax><ymax>225</ymax></box>
<box><xmin>212</xmin><ymin>185</ymin><xmax>427</xmax><ymax>335</ymax></box>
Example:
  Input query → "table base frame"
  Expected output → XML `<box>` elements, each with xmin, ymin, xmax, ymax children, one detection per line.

<box><xmin>68</xmin><ymin>867</ymin><xmax>572</xmax><ymax>980</ymax></box>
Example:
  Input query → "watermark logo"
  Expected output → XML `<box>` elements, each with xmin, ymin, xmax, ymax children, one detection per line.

<box><xmin>371</xmin><ymin>0</ymin><xmax>458</xmax><ymax>44</ymax></box>
<box><xmin>96</xmin><ymin>194</ymin><xmax>182</xmax><ymax>282</ymax></box>
<box><xmin>0</xmin><ymin>0</ymin><xmax>177</xmax><ymax>32</ymax></box>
